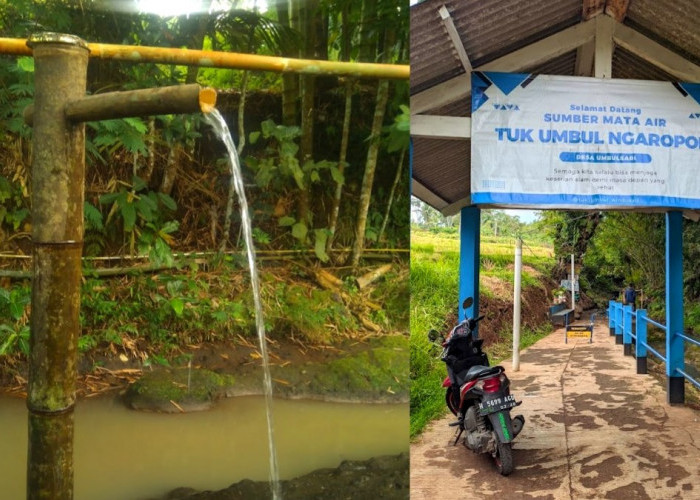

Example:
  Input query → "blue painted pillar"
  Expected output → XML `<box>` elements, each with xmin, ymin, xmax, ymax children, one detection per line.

<box><xmin>615</xmin><ymin>302</ymin><xmax>623</xmax><ymax>345</ymax></box>
<box><xmin>666</xmin><ymin>211</ymin><xmax>685</xmax><ymax>404</ymax></box>
<box><xmin>636</xmin><ymin>309</ymin><xmax>647</xmax><ymax>374</ymax></box>
<box><xmin>459</xmin><ymin>206</ymin><xmax>480</xmax><ymax>330</ymax></box>
<box><xmin>623</xmin><ymin>304</ymin><xmax>633</xmax><ymax>356</ymax></box>
<box><xmin>608</xmin><ymin>300</ymin><xmax>615</xmax><ymax>336</ymax></box>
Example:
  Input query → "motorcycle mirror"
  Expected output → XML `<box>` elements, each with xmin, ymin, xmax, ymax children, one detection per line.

<box><xmin>462</xmin><ymin>297</ymin><xmax>474</xmax><ymax>310</ymax></box>
<box><xmin>428</xmin><ymin>329</ymin><xmax>440</xmax><ymax>342</ymax></box>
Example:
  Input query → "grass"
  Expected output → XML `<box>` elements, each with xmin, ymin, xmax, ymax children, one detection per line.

<box><xmin>410</xmin><ymin>228</ymin><xmax>555</xmax><ymax>438</ymax></box>
<box><xmin>0</xmin><ymin>259</ymin><xmax>409</xmax><ymax>361</ymax></box>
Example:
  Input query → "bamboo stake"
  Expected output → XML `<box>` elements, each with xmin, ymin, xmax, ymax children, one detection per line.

<box><xmin>0</xmin><ymin>37</ymin><xmax>409</xmax><ymax>80</ymax></box>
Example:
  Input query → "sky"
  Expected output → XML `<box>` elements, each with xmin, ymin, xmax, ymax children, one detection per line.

<box><xmin>503</xmin><ymin>209</ymin><xmax>540</xmax><ymax>224</ymax></box>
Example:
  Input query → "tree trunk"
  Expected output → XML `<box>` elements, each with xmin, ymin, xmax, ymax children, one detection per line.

<box><xmin>378</xmin><ymin>145</ymin><xmax>405</xmax><ymax>243</ymax></box>
<box><xmin>350</xmin><ymin>24</ymin><xmax>395</xmax><ymax>268</ymax></box>
<box><xmin>359</xmin><ymin>0</ymin><xmax>378</xmax><ymax>62</ymax></box>
<box><xmin>327</xmin><ymin>79</ymin><xmax>353</xmax><ymax>253</ymax></box>
<box><xmin>296</xmin><ymin>0</ymin><xmax>320</xmax><ymax>227</ymax></box>
<box><xmin>327</xmin><ymin>4</ymin><xmax>353</xmax><ymax>253</ymax></box>
<box><xmin>350</xmin><ymin>78</ymin><xmax>389</xmax><ymax>268</ymax></box>
<box><xmin>276</xmin><ymin>0</ymin><xmax>298</xmax><ymax>126</ymax></box>
<box><xmin>160</xmin><ymin>146</ymin><xmax>178</xmax><ymax>196</ymax></box>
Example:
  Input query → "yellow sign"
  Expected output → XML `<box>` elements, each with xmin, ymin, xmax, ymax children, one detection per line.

<box><xmin>566</xmin><ymin>330</ymin><xmax>592</xmax><ymax>338</ymax></box>
<box><xmin>566</xmin><ymin>324</ymin><xmax>592</xmax><ymax>339</ymax></box>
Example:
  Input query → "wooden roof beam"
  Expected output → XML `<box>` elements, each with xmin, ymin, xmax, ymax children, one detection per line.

<box><xmin>612</xmin><ymin>19</ymin><xmax>700</xmax><ymax>82</ymax></box>
<box><xmin>412</xmin><ymin>180</ymin><xmax>449</xmax><ymax>212</ymax></box>
<box><xmin>411</xmin><ymin>115</ymin><xmax>471</xmax><ymax>140</ymax></box>
<box><xmin>439</xmin><ymin>5</ymin><xmax>472</xmax><ymax>73</ymax></box>
<box><xmin>595</xmin><ymin>14</ymin><xmax>614</xmax><ymax>78</ymax></box>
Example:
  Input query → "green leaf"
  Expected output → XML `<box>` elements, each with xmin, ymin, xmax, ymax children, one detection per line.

<box><xmin>9</xmin><ymin>301</ymin><xmax>24</xmax><ymax>321</ymax></box>
<box><xmin>310</xmin><ymin>171</ymin><xmax>320</xmax><ymax>183</ymax></box>
<box><xmin>330</xmin><ymin>166</ymin><xmax>345</xmax><ymax>185</ymax></box>
<box><xmin>169</xmin><ymin>298</ymin><xmax>184</xmax><ymax>317</ymax></box>
<box><xmin>158</xmin><ymin>193</ymin><xmax>177</xmax><ymax>211</ymax></box>
<box><xmin>121</xmin><ymin>202</ymin><xmax>136</xmax><ymax>231</ymax></box>
<box><xmin>291</xmin><ymin>222</ymin><xmax>307</xmax><ymax>241</ymax></box>
<box><xmin>16</xmin><ymin>57</ymin><xmax>34</xmax><ymax>73</ymax></box>
<box><xmin>249</xmin><ymin>131</ymin><xmax>261</xmax><ymax>144</ymax></box>
<box><xmin>314</xmin><ymin>229</ymin><xmax>329</xmax><ymax>263</ymax></box>
<box><xmin>160</xmin><ymin>221</ymin><xmax>179</xmax><ymax>234</ymax></box>
<box><xmin>278</xmin><ymin>216</ymin><xmax>296</xmax><ymax>227</ymax></box>
<box><xmin>84</xmin><ymin>202</ymin><xmax>104</xmax><ymax>231</ymax></box>
<box><xmin>290</xmin><ymin>164</ymin><xmax>305</xmax><ymax>190</ymax></box>
<box><xmin>98</xmin><ymin>192</ymin><xmax>121</xmax><ymax>205</ymax></box>
<box><xmin>136</xmin><ymin>196</ymin><xmax>155</xmax><ymax>221</ymax></box>
<box><xmin>261</xmin><ymin>119</ymin><xmax>276</xmax><ymax>138</ymax></box>
<box><xmin>132</xmin><ymin>176</ymin><xmax>147</xmax><ymax>192</ymax></box>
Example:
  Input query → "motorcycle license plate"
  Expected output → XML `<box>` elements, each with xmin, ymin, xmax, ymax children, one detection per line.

<box><xmin>478</xmin><ymin>394</ymin><xmax>517</xmax><ymax>415</ymax></box>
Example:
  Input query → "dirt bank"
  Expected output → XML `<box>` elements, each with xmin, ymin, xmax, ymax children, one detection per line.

<box><xmin>158</xmin><ymin>453</ymin><xmax>409</xmax><ymax>500</ymax></box>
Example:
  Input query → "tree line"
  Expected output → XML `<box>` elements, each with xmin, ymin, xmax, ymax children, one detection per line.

<box><xmin>0</xmin><ymin>0</ymin><xmax>409</xmax><ymax>266</ymax></box>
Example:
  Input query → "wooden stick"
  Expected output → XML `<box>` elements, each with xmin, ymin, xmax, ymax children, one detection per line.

<box><xmin>356</xmin><ymin>263</ymin><xmax>393</xmax><ymax>289</ymax></box>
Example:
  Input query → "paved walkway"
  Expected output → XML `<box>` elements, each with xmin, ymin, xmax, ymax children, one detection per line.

<box><xmin>410</xmin><ymin>320</ymin><xmax>700</xmax><ymax>499</ymax></box>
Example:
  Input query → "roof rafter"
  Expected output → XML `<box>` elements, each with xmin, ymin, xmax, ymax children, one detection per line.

<box><xmin>411</xmin><ymin>115</ymin><xmax>471</xmax><ymax>140</ymax></box>
<box><xmin>412</xmin><ymin>179</ymin><xmax>449</xmax><ymax>211</ymax></box>
<box><xmin>595</xmin><ymin>13</ymin><xmax>614</xmax><ymax>78</ymax></box>
<box><xmin>439</xmin><ymin>5</ymin><xmax>472</xmax><ymax>73</ymax></box>
<box><xmin>612</xmin><ymin>21</ymin><xmax>700</xmax><ymax>82</ymax></box>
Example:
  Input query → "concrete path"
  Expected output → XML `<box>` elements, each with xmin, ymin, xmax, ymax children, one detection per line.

<box><xmin>410</xmin><ymin>320</ymin><xmax>700</xmax><ymax>499</ymax></box>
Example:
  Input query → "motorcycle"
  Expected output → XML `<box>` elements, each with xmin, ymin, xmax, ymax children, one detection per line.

<box><xmin>428</xmin><ymin>297</ymin><xmax>525</xmax><ymax>476</ymax></box>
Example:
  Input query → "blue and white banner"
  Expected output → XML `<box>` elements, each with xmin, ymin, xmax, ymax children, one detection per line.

<box><xmin>471</xmin><ymin>72</ymin><xmax>700</xmax><ymax>209</ymax></box>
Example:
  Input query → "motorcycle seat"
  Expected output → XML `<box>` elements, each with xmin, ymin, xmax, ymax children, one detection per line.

<box><xmin>465</xmin><ymin>365</ymin><xmax>502</xmax><ymax>381</ymax></box>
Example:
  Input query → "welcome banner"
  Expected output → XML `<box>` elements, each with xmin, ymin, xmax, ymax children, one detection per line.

<box><xmin>471</xmin><ymin>72</ymin><xmax>700</xmax><ymax>209</ymax></box>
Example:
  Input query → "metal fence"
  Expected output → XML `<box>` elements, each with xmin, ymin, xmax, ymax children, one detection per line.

<box><xmin>609</xmin><ymin>301</ymin><xmax>700</xmax><ymax>401</ymax></box>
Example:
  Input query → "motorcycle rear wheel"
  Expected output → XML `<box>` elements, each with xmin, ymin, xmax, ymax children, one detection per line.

<box><xmin>495</xmin><ymin>441</ymin><xmax>514</xmax><ymax>476</ymax></box>
<box><xmin>445</xmin><ymin>387</ymin><xmax>459</xmax><ymax>416</ymax></box>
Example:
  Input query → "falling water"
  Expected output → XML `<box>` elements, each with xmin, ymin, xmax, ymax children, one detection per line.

<box><xmin>205</xmin><ymin>109</ymin><xmax>281</xmax><ymax>500</ymax></box>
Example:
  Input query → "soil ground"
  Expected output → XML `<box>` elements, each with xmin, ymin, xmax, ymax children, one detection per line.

<box><xmin>0</xmin><ymin>335</ymin><xmax>405</xmax><ymax>401</ymax></box>
<box><xmin>411</xmin><ymin>317</ymin><xmax>700</xmax><ymax>499</ymax></box>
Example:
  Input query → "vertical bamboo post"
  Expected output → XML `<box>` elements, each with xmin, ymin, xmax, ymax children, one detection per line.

<box><xmin>512</xmin><ymin>237</ymin><xmax>522</xmax><ymax>371</ymax></box>
<box><xmin>26</xmin><ymin>32</ymin><xmax>89</xmax><ymax>500</ymax></box>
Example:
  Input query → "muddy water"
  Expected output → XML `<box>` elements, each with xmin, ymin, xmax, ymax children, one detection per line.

<box><xmin>0</xmin><ymin>396</ymin><xmax>407</xmax><ymax>500</ymax></box>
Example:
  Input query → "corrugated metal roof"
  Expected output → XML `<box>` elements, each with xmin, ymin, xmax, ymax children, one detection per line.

<box><xmin>412</xmin><ymin>138</ymin><xmax>470</xmax><ymax>205</ymax></box>
<box><xmin>411</xmin><ymin>0</ymin><xmax>581</xmax><ymax>94</ymax></box>
<box><xmin>626</xmin><ymin>0</ymin><xmax>700</xmax><ymax>67</ymax></box>
<box><xmin>612</xmin><ymin>47</ymin><xmax>677</xmax><ymax>82</ymax></box>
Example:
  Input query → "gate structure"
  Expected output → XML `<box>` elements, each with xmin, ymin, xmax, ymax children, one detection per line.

<box><xmin>411</xmin><ymin>1</ymin><xmax>700</xmax><ymax>406</ymax></box>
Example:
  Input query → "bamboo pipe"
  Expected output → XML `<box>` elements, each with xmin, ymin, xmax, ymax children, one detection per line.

<box><xmin>0</xmin><ymin>36</ymin><xmax>409</xmax><ymax>80</ymax></box>
<box><xmin>23</xmin><ymin>84</ymin><xmax>217</xmax><ymax>125</ymax></box>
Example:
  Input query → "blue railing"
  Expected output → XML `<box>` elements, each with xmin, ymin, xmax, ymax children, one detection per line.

<box><xmin>609</xmin><ymin>300</ymin><xmax>700</xmax><ymax>395</ymax></box>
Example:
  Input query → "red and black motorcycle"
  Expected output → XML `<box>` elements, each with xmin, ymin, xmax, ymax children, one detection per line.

<box><xmin>428</xmin><ymin>298</ymin><xmax>525</xmax><ymax>476</ymax></box>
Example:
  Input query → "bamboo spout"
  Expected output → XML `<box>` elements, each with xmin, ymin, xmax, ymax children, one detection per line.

<box><xmin>24</xmin><ymin>83</ymin><xmax>217</xmax><ymax>125</ymax></box>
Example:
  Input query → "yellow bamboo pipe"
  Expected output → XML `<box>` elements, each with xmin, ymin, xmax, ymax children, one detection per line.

<box><xmin>0</xmin><ymin>37</ymin><xmax>409</xmax><ymax>80</ymax></box>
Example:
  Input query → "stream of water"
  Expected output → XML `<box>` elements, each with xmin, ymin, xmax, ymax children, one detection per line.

<box><xmin>0</xmin><ymin>395</ymin><xmax>407</xmax><ymax>499</ymax></box>
<box><xmin>204</xmin><ymin>109</ymin><xmax>281</xmax><ymax>499</ymax></box>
